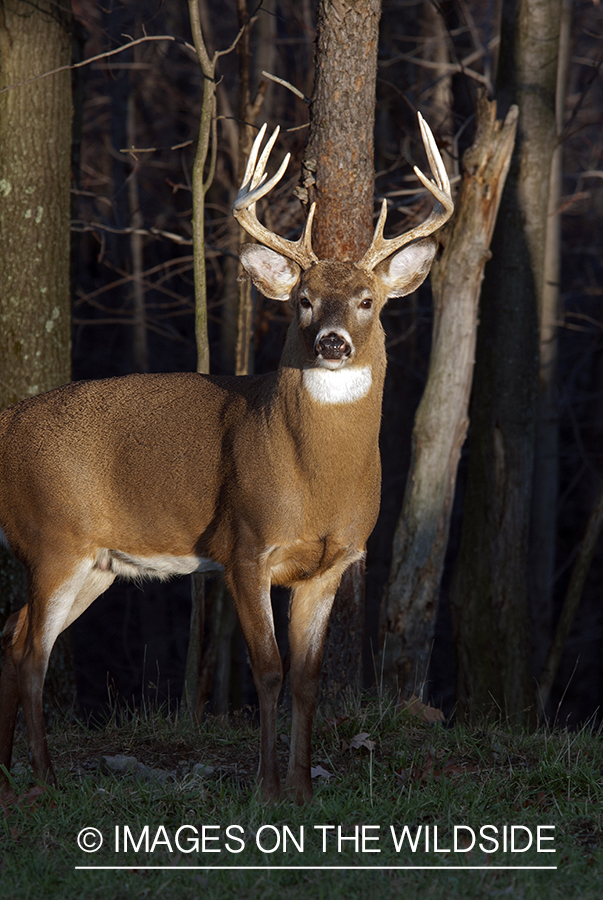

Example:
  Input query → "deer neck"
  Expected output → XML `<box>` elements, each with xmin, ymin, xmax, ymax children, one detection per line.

<box><xmin>272</xmin><ymin>330</ymin><xmax>387</xmax><ymax>461</ymax></box>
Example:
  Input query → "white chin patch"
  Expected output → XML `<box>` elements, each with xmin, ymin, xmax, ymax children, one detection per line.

<box><xmin>303</xmin><ymin>366</ymin><xmax>372</xmax><ymax>405</ymax></box>
<box><xmin>316</xmin><ymin>357</ymin><xmax>345</xmax><ymax>370</ymax></box>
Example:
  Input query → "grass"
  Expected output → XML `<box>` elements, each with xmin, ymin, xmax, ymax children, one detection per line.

<box><xmin>1</xmin><ymin>695</ymin><xmax>602</xmax><ymax>899</ymax></box>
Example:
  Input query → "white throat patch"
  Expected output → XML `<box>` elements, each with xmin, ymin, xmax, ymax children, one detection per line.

<box><xmin>303</xmin><ymin>366</ymin><xmax>372</xmax><ymax>405</ymax></box>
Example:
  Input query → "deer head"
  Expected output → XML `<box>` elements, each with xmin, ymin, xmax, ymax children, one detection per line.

<box><xmin>233</xmin><ymin>116</ymin><xmax>453</xmax><ymax>378</ymax></box>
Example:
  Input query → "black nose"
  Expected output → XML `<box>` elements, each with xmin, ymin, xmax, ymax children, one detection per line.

<box><xmin>314</xmin><ymin>332</ymin><xmax>351</xmax><ymax>360</ymax></box>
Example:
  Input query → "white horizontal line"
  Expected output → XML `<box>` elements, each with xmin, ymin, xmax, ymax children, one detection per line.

<box><xmin>76</xmin><ymin>865</ymin><xmax>558</xmax><ymax>871</ymax></box>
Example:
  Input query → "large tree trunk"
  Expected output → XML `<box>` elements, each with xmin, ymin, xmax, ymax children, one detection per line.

<box><xmin>450</xmin><ymin>0</ymin><xmax>561</xmax><ymax>726</ymax></box>
<box><xmin>380</xmin><ymin>93</ymin><xmax>518</xmax><ymax>699</ymax></box>
<box><xmin>0</xmin><ymin>1</ymin><xmax>72</xmax><ymax>404</ymax></box>
<box><xmin>528</xmin><ymin>0</ymin><xmax>572</xmax><ymax>679</ymax></box>
<box><xmin>0</xmin><ymin>0</ymin><xmax>73</xmax><ymax>709</ymax></box>
<box><xmin>302</xmin><ymin>0</ymin><xmax>381</xmax><ymax>709</ymax></box>
<box><xmin>302</xmin><ymin>0</ymin><xmax>380</xmax><ymax>261</ymax></box>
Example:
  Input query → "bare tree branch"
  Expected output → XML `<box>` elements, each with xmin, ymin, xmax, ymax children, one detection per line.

<box><xmin>0</xmin><ymin>35</ymin><xmax>197</xmax><ymax>94</ymax></box>
<box><xmin>71</xmin><ymin>220</ymin><xmax>194</xmax><ymax>246</ymax></box>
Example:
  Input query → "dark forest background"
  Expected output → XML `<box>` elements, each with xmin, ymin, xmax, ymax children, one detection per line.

<box><xmin>1</xmin><ymin>0</ymin><xmax>602</xmax><ymax>730</ymax></box>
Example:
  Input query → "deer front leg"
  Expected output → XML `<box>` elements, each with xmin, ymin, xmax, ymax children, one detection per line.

<box><xmin>285</xmin><ymin>569</ymin><xmax>343</xmax><ymax>804</ymax></box>
<box><xmin>227</xmin><ymin>566</ymin><xmax>282</xmax><ymax>803</ymax></box>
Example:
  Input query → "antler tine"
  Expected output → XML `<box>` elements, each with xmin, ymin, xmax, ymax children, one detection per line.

<box><xmin>233</xmin><ymin>125</ymin><xmax>318</xmax><ymax>270</ymax></box>
<box><xmin>357</xmin><ymin>113</ymin><xmax>454</xmax><ymax>273</ymax></box>
<box><xmin>416</xmin><ymin>111</ymin><xmax>451</xmax><ymax>201</ymax></box>
<box><xmin>234</xmin><ymin>126</ymin><xmax>290</xmax><ymax>212</ymax></box>
<box><xmin>240</xmin><ymin>123</ymin><xmax>267</xmax><ymax>194</ymax></box>
<box><xmin>252</xmin><ymin>125</ymin><xmax>283</xmax><ymax>191</ymax></box>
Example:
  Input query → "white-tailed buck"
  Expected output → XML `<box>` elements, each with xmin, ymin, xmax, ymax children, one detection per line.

<box><xmin>0</xmin><ymin>114</ymin><xmax>452</xmax><ymax>803</ymax></box>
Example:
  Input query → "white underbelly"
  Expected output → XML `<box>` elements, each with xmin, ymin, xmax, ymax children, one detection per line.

<box><xmin>96</xmin><ymin>549</ymin><xmax>223</xmax><ymax>581</ymax></box>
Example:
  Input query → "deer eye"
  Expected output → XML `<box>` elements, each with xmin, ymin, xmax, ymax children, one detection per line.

<box><xmin>360</xmin><ymin>298</ymin><xmax>373</xmax><ymax>309</ymax></box>
<box><xmin>300</xmin><ymin>297</ymin><xmax>312</xmax><ymax>309</ymax></box>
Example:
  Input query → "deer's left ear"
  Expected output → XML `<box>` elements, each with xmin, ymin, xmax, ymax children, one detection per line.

<box><xmin>375</xmin><ymin>237</ymin><xmax>437</xmax><ymax>299</ymax></box>
<box><xmin>240</xmin><ymin>244</ymin><xmax>301</xmax><ymax>301</ymax></box>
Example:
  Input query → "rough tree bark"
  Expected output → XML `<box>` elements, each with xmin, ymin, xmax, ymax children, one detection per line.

<box><xmin>0</xmin><ymin>0</ymin><xmax>73</xmax><ymax>707</ymax></box>
<box><xmin>450</xmin><ymin>0</ymin><xmax>561</xmax><ymax>726</ymax></box>
<box><xmin>302</xmin><ymin>0</ymin><xmax>380</xmax><ymax>262</ymax></box>
<box><xmin>380</xmin><ymin>93</ymin><xmax>518</xmax><ymax>698</ymax></box>
<box><xmin>0</xmin><ymin>2</ymin><xmax>72</xmax><ymax>403</ymax></box>
<box><xmin>301</xmin><ymin>0</ymin><xmax>381</xmax><ymax>709</ymax></box>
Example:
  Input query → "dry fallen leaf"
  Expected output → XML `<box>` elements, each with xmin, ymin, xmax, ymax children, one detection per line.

<box><xmin>311</xmin><ymin>764</ymin><xmax>333</xmax><ymax>781</ymax></box>
<box><xmin>349</xmin><ymin>732</ymin><xmax>376</xmax><ymax>751</ymax></box>
<box><xmin>397</xmin><ymin>694</ymin><xmax>445</xmax><ymax>724</ymax></box>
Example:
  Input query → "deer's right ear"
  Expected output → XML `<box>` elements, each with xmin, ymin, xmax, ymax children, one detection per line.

<box><xmin>239</xmin><ymin>244</ymin><xmax>301</xmax><ymax>302</ymax></box>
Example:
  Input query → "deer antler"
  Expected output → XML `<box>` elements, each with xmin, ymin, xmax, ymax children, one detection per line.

<box><xmin>233</xmin><ymin>124</ymin><xmax>318</xmax><ymax>270</ymax></box>
<box><xmin>356</xmin><ymin>113</ymin><xmax>453</xmax><ymax>273</ymax></box>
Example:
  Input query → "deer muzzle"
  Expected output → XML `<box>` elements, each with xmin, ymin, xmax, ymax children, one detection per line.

<box><xmin>314</xmin><ymin>330</ymin><xmax>353</xmax><ymax>365</ymax></box>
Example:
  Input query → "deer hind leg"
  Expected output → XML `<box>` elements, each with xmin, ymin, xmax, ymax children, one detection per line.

<box><xmin>227</xmin><ymin>565</ymin><xmax>282</xmax><ymax>802</ymax></box>
<box><xmin>1</xmin><ymin>559</ymin><xmax>114</xmax><ymax>788</ymax></box>
<box><xmin>285</xmin><ymin>568</ymin><xmax>344</xmax><ymax>804</ymax></box>
<box><xmin>0</xmin><ymin>613</ymin><xmax>22</xmax><ymax>793</ymax></box>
